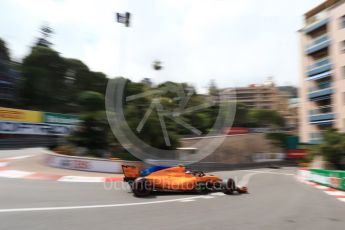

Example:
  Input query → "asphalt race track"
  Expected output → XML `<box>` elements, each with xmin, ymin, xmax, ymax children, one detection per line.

<box><xmin>0</xmin><ymin>152</ymin><xmax>345</xmax><ymax>230</ymax></box>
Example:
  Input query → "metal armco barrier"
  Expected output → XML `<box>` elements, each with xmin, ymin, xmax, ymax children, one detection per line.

<box><xmin>0</xmin><ymin>137</ymin><xmax>63</xmax><ymax>149</ymax></box>
<box><xmin>310</xmin><ymin>169</ymin><xmax>345</xmax><ymax>191</ymax></box>
<box><xmin>45</xmin><ymin>152</ymin><xmax>144</xmax><ymax>173</ymax></box>
<box><xmin>186</xmin><ymin>161</ymin><xmax>293</xmax><ymax>172</ymax></box>
<box><xmin>299</xmin><ymin>168</ymin><xmax>345</xmax><ymax>191</ymax></box>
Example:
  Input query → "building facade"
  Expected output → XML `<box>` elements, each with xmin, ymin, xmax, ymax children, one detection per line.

<box><xmin>221</xmin><ymin>80</ymin><xmax>296</xmax><ymax>128</ymax></box>
<box><xmin>0</xmin><ymin>55</ymin><xmax>17</xmax><ymax>106</ymax></box>
<box><xmin>299</xmin><ymin>0</ymin><xmax>345</xmax><ymax>143</ymax></box>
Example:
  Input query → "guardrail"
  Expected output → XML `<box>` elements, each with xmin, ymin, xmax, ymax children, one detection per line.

<box><xmin>0</xmin><ymin>137</ymin><xmax>63</xmax><ymax>149</ymax></box>
<box><xmin>45</xmin><ymin>152</ymin><xmax>144</xmax><ymax>174</ymax></box>
<box><xmin>298</xmin><ymin>168</ymin><xmax>345</xmax><ymax>191</ymax></box>
<box><xmin>187</xmin><ymin>161</ymin><xmax>293</xmax><ymax>172</ymax></box>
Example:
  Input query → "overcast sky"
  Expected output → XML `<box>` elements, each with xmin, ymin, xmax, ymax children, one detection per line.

<box><xmin>0</xmin><ymin>0</ymin><xmax>323</xmax><ymax>93</ymax></box>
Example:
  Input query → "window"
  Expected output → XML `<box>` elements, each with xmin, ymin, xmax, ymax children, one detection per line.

<box><xmin>340</xmin><ymin>41</ymin><xmax>345</xmax><ymax>53</ymax></box>
<box><xmin>340</xmin><ymin>15</ymin><xmax>345</xmax><ymax>28</ymax></box>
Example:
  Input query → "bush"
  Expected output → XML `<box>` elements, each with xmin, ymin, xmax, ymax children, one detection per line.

<box><xmin>266</xmin><ymin>132</ymin><xmax>290</xmax><ymax>149</ymax></box>
<box><xmin>308</xmin><ymin>129</ymin><xmax>345</xmax><ymax>170</ymax></box>
<box><xmin>53</xmin><ymin>145</ymin><xmax>77</xmax><ymax>156</ymax></box>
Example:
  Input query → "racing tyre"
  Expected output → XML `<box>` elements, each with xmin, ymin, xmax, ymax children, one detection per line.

<box><xmin>223</xmin><ymin>178</ymin><xmax>236</xmax><ymax>195</ymax></box>
<box><xmin>132</xmin><ymin>177</ymin><xmax>152</xmax><ymax>197</ymax></box>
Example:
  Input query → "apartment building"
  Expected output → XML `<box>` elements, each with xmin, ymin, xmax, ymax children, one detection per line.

<box><xmin>0</xmin><ymin>55</ymin><xmax>16</xmax><ymax>106</ymax></box>
<box><xmin>299</xmin><ymin>0</ymin><xmax>345</xmax><ymax>143</ymax></box>
<box><xmin>221</xmin><ymin>80</ymin><xmax>296</xmax><ymax>128</ymax></box>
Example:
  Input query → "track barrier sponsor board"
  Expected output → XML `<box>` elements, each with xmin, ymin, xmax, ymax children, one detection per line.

<box><xmin>43</xmin><ymin>112</ymin><xmax>80</xmax><ymax>125</ymax></box>
<box><xmin>0</xmin><ymin>121</ymin><xmax>74</xmax><ymax>136</ymax></box>
<box><xmin>252</xmin><ymin>152</ymin><xmax>285</xmax><ymax>162</ymax></box>
<box><xmin>299</xmin><ymin>168</ymin><xmax>345</xmax><ymax>191</ymax></box>
<box><xmin>0</xmin><ymin>107</ymin><xmax>42</xmax><ymax>123</ymax></box>
<box><xmin>45</xmin><ymin>153</ymin><xmax>144</xmax><ymax>173</ymax></box>
<box><xmin>0</xmin><ymin>108</ymin><xmax>81</xmax><ymax>136</ymax></box>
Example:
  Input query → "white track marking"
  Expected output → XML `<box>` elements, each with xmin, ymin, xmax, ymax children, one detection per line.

<box><xmin>7</xmin><ymin>155</ymin><xmax>35</xmax><ymax>160</ymax></box>
<box><xmin>0</xmin><ymin>169</ymin><xmax>116</xmax><ymax>183</ymax></box>
<box><xmin>199</xmin><ymin>195</ymin><xmax>214</xmax><ymax>199</ymax></box>
<box><xmin>240</xmin><ymin>170</ymin><xmax>294</xmax><ymax>176</ymax></box>
<box><xmin>179</xmin><ymin>199</ymin><xmax>195</xmax><ymax>202</ymax></box>
<box><xmin>211</xmin><ymin>193</ymin><xmax>226</xmax><ymax>196</ymax></box>
<box><xmin>0</xmin><ymin>170</ymin><xmax>33</xmax><ymax>178</ymax></box>
<box><xmin>0</xmin><ymin>196</ymin><xmax>206</xmax><ymax>213</ymax></box>
<box><xmin>324</xmin><ymin>191</ymin><xmax>345</xmax><ymax>196</ymax></box>
<box><xmin>0</xmin><ymin>155</ymin><xmax>35</xmax><ymax>168</ymax></box>
<box><xmin>58</xmin><ymin>176</ymin><xmax>104</xmax><ymax>183</ymax></box>
<box><xmin>298</xmin><ymin>177</ymin><xmax>345</xmax><ymax>204</ymax></box>
<box><xmin>0</xmin><ymin>162</ymin><xmax>9</xmax><ymax>167</ymax></box>
<box><xmin>0</xmin><ymin>154</ymin><xmax>36</xmax><ymax>168</ymax></box>
<box><xmin>235</xmin><ymin>169</ymin><xmax>295</xmax><ymax>187</ymax></box>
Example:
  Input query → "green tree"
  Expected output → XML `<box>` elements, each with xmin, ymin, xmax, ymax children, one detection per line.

<box><xmin>0</xmin><ymin>38</ymin><xmax>10</xmax><ymax>61</ymax></box>
<box><xmin>69</xmin><ymin>91</ymin><xmax>109</xmax><ymax>157</ymax></box>
<box><xmin>123</xmin><ymin>80</ymin><xmax>180</xmax><ymax>150</ymax></box>
<box><xmin>313</xmin><ymin>129</ymin><xmax>345</xmax><ymax>169</ymax></box>
<box><xmin>232</xmin><ymin>103</ymin><xmax>249</xmax><ymax>127</ymax></box>
<box><xmin>69</xmin><ymin>111</ymin><xmax>110</xmax><ymax>157</ymax></box>
<box><xmin>266</xmin><ymin>132</ymin><xmax>290</xmax><ymax>149</ymax></box>
<box><xmin>77</xmin><ymin>91</ymin><xmax>105</xmax><ymax>112</ymax></box>
<box><xmin>64</xmin><ymin>58</ymin><xmax>108</xmax><ymax>96</ymax></box>
<box><xmin>20</xmin><ymin>46</ymin><xmax>67</xmax><ymax>111</ymax></box>
<box><xmin>248</xmin><ymin>109</ymin><xmax>285</xmax><ymax>128</ymax></box>
<box><xmin>36</xmin><ymin>25</ymin><xmax>53</xmax><ymax>48</ymax></box>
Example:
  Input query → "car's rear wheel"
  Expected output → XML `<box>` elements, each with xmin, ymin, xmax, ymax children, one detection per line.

<box><xmin>223</xmin><ymin>178</ymin><xmax>236</xmax><ymax>195</ymax></box>
<box><xmin>131</xmin><ymin>177</ymin><xmax>152</xmax><ymax>197</ymax></box>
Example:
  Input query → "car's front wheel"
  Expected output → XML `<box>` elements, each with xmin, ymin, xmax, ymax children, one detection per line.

<box><xmin>223</xmin><ymin>178</ymin><xmax>236</xmax><ymax>195</ymax></box>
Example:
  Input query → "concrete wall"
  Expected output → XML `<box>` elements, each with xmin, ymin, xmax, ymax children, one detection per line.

<box><xmin>181</xmin><ymin>133</ymin><xmax>283</xmax><ymax>164</ymax></box>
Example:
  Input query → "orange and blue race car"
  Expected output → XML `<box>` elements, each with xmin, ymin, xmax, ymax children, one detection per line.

<box><xmin>122</xmin><ymin>165</ymin><xmax>248</xmax><ymax>197</ymax></box>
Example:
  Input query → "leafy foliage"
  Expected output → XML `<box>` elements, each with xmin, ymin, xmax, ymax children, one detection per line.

<box><xmin>266</xmin><ymin>132</ymin><xmax>290</xmax><ymax>149</ymax></box>
<box><xmin>232</xmin><ymin>103</ymin><xmax>249</xmax><ymax>127</ymax></box>
<box><xmin>20</xmin><ymin>46</ymin><xmax>67</xmax><ymax>112</ymax></box>
<box><xmin>68</xmin><ymin>112</ymin><xmax>110</xmax><ymax>157</ymax></box>
<box><xmin>19</xmin><ymin>47</ymin><xmax>108</xmax><ymax>113</ymax></box>
<box><xmin>77</xmin><ymin>91</ymin><xmax>105</xmax><ymax>112</ymax></box>
<box><xmin>0</xmin><ymin>38</ymin><xmax>10</xmax><ymax>61</ymax></box>
<box><xmin>248</xmin><ymin>109</ymin><xmax>285</xmax><ymax>128</ymax></box>
<box><xmin>310</xmin><ymin>129</ymin><xmax>345</xmax><ymax>169</ymax></box>
<box><xmin>36</xmin><ymin>25</ymin><xmax>53</xmax><ymax>48</ymax></box>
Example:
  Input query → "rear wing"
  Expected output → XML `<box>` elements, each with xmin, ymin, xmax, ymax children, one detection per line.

<box><xmin>122</xmin><ymin>165</ymin><xmax>140</xmax><ymax>182</ymax></box>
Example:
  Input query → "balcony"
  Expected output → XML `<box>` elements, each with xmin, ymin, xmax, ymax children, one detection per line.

<box><xmin>305</xmin><ymin>35</ymin><xmax>330</xmax><ymax>55</ymax></box>
<box><xmin>309</xmin><ymin>106</ymin><xmax>335</xmax><ymax>123</ymax></box>
<box><xmin>308</xmin><ymin>82</ymin><xmax>333</xmax><ymax>101</ymax></box>
<box><xmin>306</xmin><ymin>57</ymin><xmax>332</xmax><ymax>79</ymax></box>
<box><xmin>303</xmin><ymin>18</ymin><xmax>329</xmax><ymax>34</ymax></box>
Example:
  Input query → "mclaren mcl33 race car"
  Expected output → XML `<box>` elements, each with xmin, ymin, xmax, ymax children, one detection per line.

<box><xmin>122</xmin><ymin>165</ymin><xmax>248</xmax><ymax>197</ymax></box>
